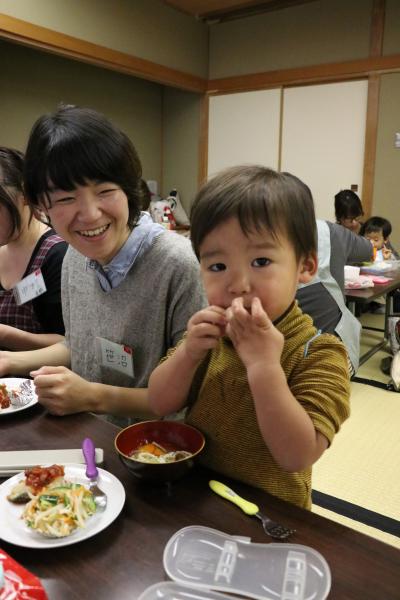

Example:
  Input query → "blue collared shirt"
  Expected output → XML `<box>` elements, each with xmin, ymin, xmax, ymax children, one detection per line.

<box><xmin>86</xmin><ymin>212</ymin><xmax>165</xmax><ymax>292</ymax></box>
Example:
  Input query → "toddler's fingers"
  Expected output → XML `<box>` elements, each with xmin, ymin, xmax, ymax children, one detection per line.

<box><xmin>189</xmin><ymin>306</ymin><xmax>226</xmax><ymax>328</ymax></box>
<box><xmin>228</xmin><ymin>297</ymin><xmax>249</xmax><ymax>324</ymax></box>
<box><xmin>251</xmin><ymin>297</ymin><xmax>271</xmax><ymax>328</ymax></box>
<box><xmin>192</xmin><ymin>322</ymin><xmax>224</xmax><ymax>339</ymax></box>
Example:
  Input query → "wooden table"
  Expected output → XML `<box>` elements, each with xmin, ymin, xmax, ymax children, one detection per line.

<box><xmin>346</xmin><ymin>269</ymin><xmax>400</xmax><ymax>365</ymax></box>
<box><xmin>1</xmin><ymin>405</ymin><xmax>400</xmax><ymax>599</ymax></box>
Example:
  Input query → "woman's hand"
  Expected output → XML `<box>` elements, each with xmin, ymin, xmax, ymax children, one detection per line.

<box><xmin>184</xmin><ymin>306</ymin><xmax>227</xmax><ymax>363</ymax></box>
<box><xmin>30</xmin><ymin>366</ymin><xmax>94</xmax><ymax>416</ymax></box>
<box><xmin>226</xmin><ymin>297</ymin><xmax>284</xmax><ymax>370</ymax></box>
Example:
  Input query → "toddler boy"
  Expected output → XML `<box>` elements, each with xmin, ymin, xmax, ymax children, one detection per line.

<box><xmin>149</xmin><ymin>166</ymin><xmax>350</xmax><ymax>509</ymax></box>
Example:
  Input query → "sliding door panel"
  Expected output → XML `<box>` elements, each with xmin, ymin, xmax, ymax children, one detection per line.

<box><xmin>208</xmin><ymin>89</ymin><xmax>280</xmax><ymax>176</ymax></box>
<box><xmin>281</xmin><ymin>81</ymin><xmax>368</xmax><ymax>220</ymax></box>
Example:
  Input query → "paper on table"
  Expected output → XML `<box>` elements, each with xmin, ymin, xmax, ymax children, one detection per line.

<box><xmin>0</xmin><ymin>448</ymin><xmax>104</xmax><ymax>476</ymax></box>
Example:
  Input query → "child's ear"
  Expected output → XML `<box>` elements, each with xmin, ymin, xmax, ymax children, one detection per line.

<box><xmin>298</xmin><ymin>252</ymin><xmax>318</xmax><ymax>284</ymax></box>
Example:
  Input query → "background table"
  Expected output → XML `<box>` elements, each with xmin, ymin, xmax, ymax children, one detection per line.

<box><xmin>1</xmin><ymin>405</ymin><xmax>400</xmax><ymax>599</ymax></box>
<box><xmin>346</xmin><ymin>269</ymin><xmax>400</xmax><ymax>365</ymax></box>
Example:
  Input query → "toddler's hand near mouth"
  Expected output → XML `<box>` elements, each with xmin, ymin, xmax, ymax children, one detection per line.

<box><xmin>226</xmin><ymin>297</ymin><xmax>284</xmax><ymax>369</ymax></box>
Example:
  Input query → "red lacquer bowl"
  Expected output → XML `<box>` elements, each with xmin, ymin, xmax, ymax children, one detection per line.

<box><xmin>114</xmin><ymin>420</ymin><xmax>205</xmax><ymax>483</ymax></box>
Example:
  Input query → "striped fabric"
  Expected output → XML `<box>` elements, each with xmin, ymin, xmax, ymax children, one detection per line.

<box><xmin>0</xmin><ymin>233</ymin><xmax>64</xmax><ymax>333</ymax></box>
<box><xmin>186</xmin><ymin>302</ymin><xmax>350</xmax><ymax>509</ymax></box>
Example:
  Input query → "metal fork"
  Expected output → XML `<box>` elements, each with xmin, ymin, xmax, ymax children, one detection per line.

<box><xmin>82</xmin><ymin>437</ymin><xmax>107</xmax><ymax>511</ymax></box>
<box><xmin>209</xmin><ymin>480</ymin><xmax>295</xmax><ymax>540</ymax></box>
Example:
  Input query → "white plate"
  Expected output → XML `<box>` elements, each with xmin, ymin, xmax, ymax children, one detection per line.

<box><xmin>0</xmin><ymin>378</ymin><xmax>38</xmax><ymax>415</ymax></box>
<box><xmin>0</xmin><ymin>464</ymin><xmax>126</xmax><ymax>548</ymax></box>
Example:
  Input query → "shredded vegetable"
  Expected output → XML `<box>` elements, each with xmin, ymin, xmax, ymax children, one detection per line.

<box><xmin>23</xmin><ymin>483</ymin><xmax>96</xmax><ymax>538</ymax></box>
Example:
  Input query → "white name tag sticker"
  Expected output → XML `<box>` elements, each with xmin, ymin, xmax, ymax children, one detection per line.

<box><xmin>13</xmin><ymin>269</ymin><xmax>47</xmax><ymax>305</ymax></box>
<box><xmin>98</xmin><ymin>337</ymin><xmax>134</xmax><ymax>378</ymax></box>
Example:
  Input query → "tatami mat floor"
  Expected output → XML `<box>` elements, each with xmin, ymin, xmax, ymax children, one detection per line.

<box><xmin>311</xmin><ymin>310</ymin><xmax>400</xmax><ymax>549</ymax></box>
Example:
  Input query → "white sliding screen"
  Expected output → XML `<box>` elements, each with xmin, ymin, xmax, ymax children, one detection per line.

<box><xmin>208</xmin><ymin>89</ymin><xmax>281</xmax><ymax>177</ymax></box>
<box><xmin>281</xmin><ymin>80</ymin><xmax>368</xmax><ymax>220</ymax></box>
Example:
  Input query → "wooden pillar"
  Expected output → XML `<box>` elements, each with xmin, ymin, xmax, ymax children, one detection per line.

<box><xmin>362</xmin><ymin>0</ymin><xmax>386</xmax><ymax>217</ymax></box>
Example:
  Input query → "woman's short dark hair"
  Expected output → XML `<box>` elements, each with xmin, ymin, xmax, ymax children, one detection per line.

<box><xmin>138</xmin><ymin>179</ymin><xmax>152</xmax><ymax>211</ymax></box>
<box><xmin>360</xmin><ymin>216</ymin><xmax>392</xmax><ymax>239</ymax></box>
<box><xmin>24</xmin><ymin>105</ymin><xmax>143</xmax><ymax>229</ymax></box>
<box><xmin>334</xmin><ymin>189</ymin><xmax>363</xmax><ymax>221</ymax></box>
<box><xmin>190</xmin><ymin>165</ymin><xmax>317</xmax><ymax>261</ymax></box>
<box><xmin>0</xmin><ymin>146</ymin><xmax>25</xmax><ymax>238</ymax></box>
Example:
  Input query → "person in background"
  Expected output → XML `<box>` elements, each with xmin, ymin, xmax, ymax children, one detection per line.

<box><xmin>0</xmin><ymin>147</ymin><xmax>67</xmax><ymax>350</ymax></box>
<box><xmin>0</xmin><ymin>105</ymin><xmax>206</xmax><ymax>425</ymax></box>
<box><xmin>334</xmin><ymin>189</ymin><xmax>364</xmax><ymax>234</ymax></box>
<box><xmin>359</xmin><ymin>216</ymin><xmax>399</xmax><ymax>261</ymax></box>
<box><xmin>297</xmin><ymin>219</ymin><xmax>373</xmax><ymax>374</ymax></box>
<box><xmin>359</xmin><ymin>217</ymin><xmax>400</xmax><ymax>360</ymax></box>
<box><xmin>148</xmin><ymin>165</ymin><xmax>350</xmax><ymax>509</ymax></box>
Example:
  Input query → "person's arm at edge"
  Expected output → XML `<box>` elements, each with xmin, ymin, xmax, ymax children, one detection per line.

<box><xmin>248</xmin><ymin>361</ymin><xmax>329</xmax><ymax>471</ymax></box>
<box><xmin>339</xmin><ymin>223</ymin><xmax>374</xmax><ymax>263</ymax></box>
<box><xmin>148</xmin><ymin>341</ymin><xmax>201</xmax><ymax>416</ymax></box>
<box><xmin>0</xmin><ymin>324</ymin><xmax>64</xmax><ymax>350</ymax></box>
<box><xmin>87</xmin><ymin>383</ymin><xmax>154</xmax><ymax>418</ymax></box>
<box><xmin>0</xmin><ymin>341</ymin><xmax>70</xmax><ymax>376</ymax></box>
<box><xmin>249</xmin><ymin>336</ymin><xmax>350</xmax><ymax>472</ymax></box>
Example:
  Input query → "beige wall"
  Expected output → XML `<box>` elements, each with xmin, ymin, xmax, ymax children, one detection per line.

<box><xmin>208</xmin><ymin>89</ymin><xmax>281</xmax><ymax>175</ymax></box>
<box><xmin>1</xmin><ymin>0</ymin><xmax>399</xmax><ymax>219</ymax></box>
<box><xmin>0</xmin><ymin>0</ymin><xmax>209</xmax><ymax>78</ymax></box>
<box><xmin>162</xmin><ymin>88</ymin><xmax>202</xmax><ymax>211</ymax></box>
<box><xmin>209</xmin><ymin>0</ymin><xmax>372</xmax><ymax>79</ymax></box>
<box><xmin>281</xmin><ymin>80</ymin><xmax>368</xmax><ymax>220</ymax></box>
<box><xmin>373</xmin><ymin>73</ymin><xmax>400</xmax><ymax>249</ymax></box>
<box><xmin>0</xmin><ymin>40</ymin><xmax>163</xmax><ymax>182</ymax></box>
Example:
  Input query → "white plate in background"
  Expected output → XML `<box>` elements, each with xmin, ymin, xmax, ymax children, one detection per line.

<box><xmin>0</xmin><ymin>378</ymin><xmax>38</xmax><ymax>415</ymax></box>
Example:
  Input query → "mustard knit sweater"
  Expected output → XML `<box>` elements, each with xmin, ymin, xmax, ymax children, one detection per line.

<box><xmin>186</xmin><ymin>302</ymin><xmax>350</xmax><ymax>509</ymax></box>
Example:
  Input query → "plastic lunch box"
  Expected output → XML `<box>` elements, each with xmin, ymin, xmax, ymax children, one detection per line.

<box><xmin>138</xmin><ymin>525</ymin><xmax>331</xmax><ymax>600</ymax></box>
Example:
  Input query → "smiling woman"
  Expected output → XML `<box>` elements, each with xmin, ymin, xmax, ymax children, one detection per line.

<box><xmin>0</xmin><ymin>105</ymin><xmax>206</xmax><ymax>426</ymax></box>
<box><xmin>44</xmin><ymin>182</ymin><xmax>130</xmax><ymax>265</ymax></box>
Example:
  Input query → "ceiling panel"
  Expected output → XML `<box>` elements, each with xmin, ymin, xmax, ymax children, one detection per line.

<box><xmin>163</xmin><ymin>0</ymin><xmax>317</xmax><ymax>21</ymax></box>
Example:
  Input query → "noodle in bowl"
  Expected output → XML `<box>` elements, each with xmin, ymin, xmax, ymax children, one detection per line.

<box><xmin>115</xmin><ymin>420</ymin><xmax>205</xmax><ymax>483</ymax></box>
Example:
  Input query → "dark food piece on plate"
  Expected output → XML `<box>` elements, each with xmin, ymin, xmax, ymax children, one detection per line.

<box><xmin>7</xmin><ymin>464</ymin><xmax>65</xmax><ymax>504</ymax></box>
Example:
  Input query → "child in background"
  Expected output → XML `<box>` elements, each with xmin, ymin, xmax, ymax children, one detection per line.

<box><xmin>360</xmin><ymin>217</ymin><xmax>400</xmax><ymax>352</ymax></box>
<box><xmin>360</xmin><ymin>216</ymin><xmax>399</xmax><ymax>261</ymax></box>
<box><xmin>149</xmin><ymin>165</ymin><xmax>350</xmax><ymax>509</ymax></box>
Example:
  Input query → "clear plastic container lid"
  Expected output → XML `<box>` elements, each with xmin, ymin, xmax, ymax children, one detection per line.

<box><xmin>162</xmin><ymin>526</ymin><xmax>331</xmax><ymax>600</ymax></box>
<box><xmin>138</xmin><ymin>581</ymin><xmax>236</xmax><ymax>600</ymax></box>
